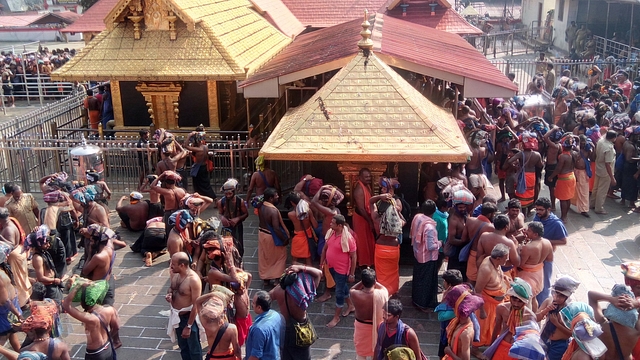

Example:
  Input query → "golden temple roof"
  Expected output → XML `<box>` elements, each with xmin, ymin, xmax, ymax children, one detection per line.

<box><xmin>259</xmin><ymin>49</ymin><xmax>471</xmax><ymax>162</ymax></box>
<box><xmin>53</xmin><ymin>0</ymin><xmax>292</xmax><ymax>81</ymax></box>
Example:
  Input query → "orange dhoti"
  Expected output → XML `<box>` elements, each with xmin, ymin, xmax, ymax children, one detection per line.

<box><xmin>467</xmin><ymin>249</ymin><xmax>478</xmax><ymax>281</ymax></box>
<box><xmin>353</xmin><ymin>213</ymin><xmax>375</xmax><ymax>266</ymax></box>
<box><xmin>374</xmin><ymin>244</ymin><xmax>400</xmax><ymax>295</ymax></box>
<box><xmin>354</xmin><ymin>320</ymin><xmax>374</xmax><ymax>357</ymax></box>
<box><xmin>258</xmin><ymin>230</ymin><xmax>287</xmax><ymax>280</ymax></box>
<box><xmin>518</xmin><ymin>263</ymin><xmax>544</xmax><ymax>296</ymax></box>
<box><xmin>516</xmin><ymin>172</ymin><xmax>536</xmax><ymax>207</ymax></box>
<box><xmin>291</xmin><ymin>229</ymin><xmax>313</xmax><ymax>259</ymax></box>
<box><xmin>571</xmin><ymin>169</ymin><xmax>590</xmax><ymax>213</ymax></box>
<box><xmin>491</xmin><ymin>339</ymin><xmax>516</xmax><ymax>359</ymax></box>
<box><xmin>474</xmin><ymin>288</ymin><xmax>506</xmax><ymax>347</ymax></box>
<box><xmin>555</xmin><ymin>173</ymin><xmax>576</xmax><ymax>200</ymax></box>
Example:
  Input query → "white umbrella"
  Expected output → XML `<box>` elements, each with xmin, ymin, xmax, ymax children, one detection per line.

<box><xmin>523</xmin><ymin>94</ymin><xmax>551</xmax><ymax>108</ymax></box>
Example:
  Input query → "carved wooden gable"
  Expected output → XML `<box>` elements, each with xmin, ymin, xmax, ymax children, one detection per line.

<box><xmin>105</xmin><ymin>0</ymin><xmax>195</xmax><ymax>40</ymax></box>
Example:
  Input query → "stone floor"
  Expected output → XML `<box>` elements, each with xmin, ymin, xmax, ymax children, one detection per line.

<box><xmin>15</xmin><ymin>181</ymin><xmax>640</xmax><ymax>359</ymax></box>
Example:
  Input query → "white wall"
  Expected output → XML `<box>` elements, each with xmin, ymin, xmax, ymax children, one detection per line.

<box><xmin>552</xmin><ymin>0</ymin><xmax>578</xmax><ymax>53</ymax></box>
<box><xmin>0</xmin><ymin>29</ymin><xmax>82</xmax><ymax>42</ymax></box>
<box><xmin>522</xmin><ymin>0</ymin><xmax>556</xmax><ymax>31</ymax></box>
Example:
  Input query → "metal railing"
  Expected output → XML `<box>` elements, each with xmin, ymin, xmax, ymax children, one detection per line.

<box><xmin>0</xmin><ymin>137</ymin><xmax>303</xmax><ymax>195</ymax></box>
<box><xmin>465</xmin><ymin>27</ymin><xmax>551</xmax><ymax>58</ymax></box>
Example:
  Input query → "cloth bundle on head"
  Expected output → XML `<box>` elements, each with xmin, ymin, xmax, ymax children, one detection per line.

<box><xmin>282</xmin><ymin>272</ymin><xmax>317</xmax><ymax>311</ymax></box>
<box><xmin>452</xmin><ymin>189</ymin><xmax>475</xmax><ymax>205</ymax></box>
<box><xmin>560</xmin><ymin>302</ymin><xmax>607</xmax><ymax>359</ymax></box>
<box><xmin>603</xmin><ymin>284</ymin><xmax>639</xmax><ymax>328</ymax></box>
<box><xmin>625</xmin><ymin>125</ymin><xmax>640</xmax><ymax>138</ymax></box>
<box><xmin>552</xmin><ymin>86</ymin><xmax>569</xmax><ymax>99</ymax></box>
<box><xmin>520</xmin><ymin>131</ymin><xmax>539</xmax><ymax>151</ymax></box>
<box><xmin>43</xmin><ymin>190</ymin><xmax>65</xmax><ymax>204</ymax></box>
<box><xmin>296</xmin><ymin>199</ymin><xmax>310</xmax><ymax>221</ymax></box>
<box><xmin>199</xmin><ymin>286</ymin><xmax>234</xmax><ymax>324</ymax></box>
<box><xmin>622</xmin><ymin>261</ymin><xmax>640</xmax><ymax>283</ymax></box>
<box><xmin>379</xmin><ymin>177</ymin><xmax>400</xmax><ymax>192</ymax></box>
<box><xmin>203</xmin><ymin>238</ymin><xmax>223</xmax><ymax>258</ymax></box>
<box><xmin>299</xmin><ymin>175</ymin><xmax>323</xmax><ymax>197</ymax></box>
<box><xmin>45</xmin><ymin>172</ymin><xmax>68</xmax><ymax>185</ymax></box>
<box><xmin>610</xmin><ymin>113</ymin><xmax>630</xmax><ymax>132</ymax></box>
<box><xmin>467</xmin><ymin>129</ymin><xmax>488</xmax><ymax>147</ymax></box>
<box><xmin>444</xmin><ymin>284</ymin><xmax>484</xmax><ymax>318</ymax></box>
<box><xmin>507</xmin><ymin>278</ymin><xmax>533</xmax><ymax>304</ymax></box>
<box><xmin>251</xmin><ymin>195</ymin><xmax>264</xmax><ymax>209</ymax></box>
<box><xmin>70</xmin><ymin>279</ymin><xmax>109</xmax><ymax>307</ymax></box>
<box><xmin>551</xmin><ymin>274</ymin><xmax>580</xmax><ymax>297</ymax></box>
<box><xmin>86</xmin><ymin>224</ymin><xmax>116</xmax><ymax>244</ymax></box>
<box><xmin>526</xmin><ymin>118</ymin><xmax>549</xmax><ymax>136</ymax></box>
<box><xmin>22</xmin><ymin>310</ymin><xmax>53</xmax><ymax>333</ymax></box>
<box><xmin>71</xmin><ymin>189</ymin><xmax>92</xmax><ymax>205</ymax></box>
<box><xmin>23</xmin><ymin>225</ymin><xmax>51</xmax><ymax>252</ymax></box>
<box><xmin>130</xmin><ymin>191</ymin><xmax>143</xmax><ymax>200</ymax></box>
<box><xmin>221</xmin><ymin>178</ymin><xmax>238</xmax><ymax>192</ymax></box>
<box><xmin>163</xmin><ymin>170</ymin><xmax>182</xmax><ymax>182</ymax></box>
<box><xmin>508</xmin><ymin>321</ymin><xmax>546</xmax><ymax>360</ymax></box>
<box><xmin>319</xmin><ymin>185</ymin><xmax>344</xmax><ymax>206</ymax></box>
<box><xmin>17</xmin><ymin>352</ymin><xmax>47</xmax><ymax>360</ymax></box>
<box><xmin>560</xmin><ymin>135</ymin><xmax>577</xmax><ymax>149</ymax></box>
<box><xmin>0</xmin><ymin>242</ymin><xmax>12</xmax><ymax>264</ymax></box>
<box><xmin>169</xmin><ymin>210</ymin><xmax>193</xmax><ymax>232</ymax></box>
<box><xmin>85</xmin><ymin>171</ymin><xmax>100</xmax><ymax>183</ymax></box>
<box><xmin>255</xmin><ymin>155</ymin><xmax>265</xmax><ymax>171</ymax></box>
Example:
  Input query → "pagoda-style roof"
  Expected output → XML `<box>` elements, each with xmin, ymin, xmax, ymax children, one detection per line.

<box><xmin>259</xmin><ymin>46</ymin><xmax>471</xmax><ymax>162</ymax></box>
<box><xmin>248</xmin><ymin>0</ymin><xmax>306</xmax><ymax>38</ymax></box>
<box><xmin>53</xmin><ymin>0</ymin><xmax>292</xmax><ymax>81</ymax></box>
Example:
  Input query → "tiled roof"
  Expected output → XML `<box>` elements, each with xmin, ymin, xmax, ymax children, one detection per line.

<box><xmin>385</xmin><ymin>3</ymin><xmax>482</xmax><ymax>35</ymax></box>
<box><xmin>242</xmin><ymin>15</ymin><xmax>516</xmax><ymax>95</ymax></box>
<box><xmin>61</xmin><ymin>0</ymin><xmax>119</xmax><ymax>33</ymax></box>
<box><xmin>0</xmin><ymin>14</ymin><xmax>44</xmax><ymax>27</ymax></box>
<box><xmin>54</xmin><ymin>0</ymin><xmax>291</xmax><ymax>81</ymax></box>
<box><xmin>378</xmin><ymin>15</ymin><xmax>517</xmax><ymax>93</ymax></box>
<box><xmin>260</xmin><ymin>48</ymin><xmax>470</xmax><ymax>162</ymax></box>
<box><xmin>240</xmin><ymin>18</ymin><xmax>362</xmax><ymax>87</ymax></box>
<box><xmin>279</xmin><ymin>0</ymin><xmax>388</xmax><ymax>28</ymax></box>
<box><xmin>249</xmin><ymin>0</ymin><xmax>305</xmax><ymax>38</ymax></box>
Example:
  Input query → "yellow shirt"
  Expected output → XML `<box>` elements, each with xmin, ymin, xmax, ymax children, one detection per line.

<box><xmin>6</xmin><ymin>193</ymin><xmax>39</xmax><ymax>233</ymax></box>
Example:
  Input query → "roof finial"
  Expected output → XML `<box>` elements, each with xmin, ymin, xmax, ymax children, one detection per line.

<box><xmin>357</xmin><ymin>9</ymin><xmax>373</xmax><ymax>51</ymax></box>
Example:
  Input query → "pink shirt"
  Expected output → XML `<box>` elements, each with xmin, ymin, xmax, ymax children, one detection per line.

<box><xmin>619</xmin><ymin>79</ymin><xmax>632</xmax><ymax>98</ymax></box>
<box><xmin>325</xmin><ymin>230</ymin><xmax>357</xmax><ymax>275</ymax></box>
<box><xmin>410</xmin><ymin>214</ymin><xmax>440</xmax><ymax>263</ymax></box>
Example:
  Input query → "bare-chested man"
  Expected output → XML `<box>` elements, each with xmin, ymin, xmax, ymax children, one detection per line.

<box><xmin>350</xmin><ymin>268</ymin><xmax>389</xmax><ymax>360</ymax></box>
<box><xmin>544</xmin><ymin>126</ymin><xmax>563</xmax><ymax>210</ymax></box>
<box><xmin>518</xmin><ymin>221</ymin><xmax>554</xmax><ymax>311</ymax></box>
<box><xmin>139</xmin><ymin>174</ymin><xmax>163</xmax><ymax>219</ymax></box>
<box><xmin>246</xmin><ymin>155</ymin><xmax>280</xmax><ymax>201</ymax></box>
<box><xmin>536</xmin><ymin>275</ymin><xmax>580</xmax><ymax>360</ymax></box>
<box><xmin>195</xmin><ymin>291</ymin><xmax>241</xmax><ymax>360</ymax></box>
<box><xmin>271</xmin><ymin>265</ymin><xmax>322</xmax><ymax>360</ymax></box>
<box><xmin>507</xmin><ymin>137</ymin><xmax>544</xmax><ymax>211</ymax></box>
<box><xmin>79</xmin><ymin>224</ymin><xmax>116</xmax><ymax>307</ymax></box>
<box><xmin>166</xmin><ymin>252</ymin><xmax>202</xmax><ymax>360</ymax></box>
<box><xmin>574</xmin><ymin>135</ymin><xmax>593</xmax><ymax>217</ymax></box>
<box><xmin>489</xmin><ymin>278</ymin><xmax>537</xmax><ymax>358</ymax></box>
<box><xmin>115</xmin><ymin>192</ymin><xmax>148</xmax><ymax>231</ymax></box>
<box><xmin>257</xmin><ymin>188</ymin><xmax>289</xmax><ymax>287</ymax></box>
<box><xmin>476</xmin><ymin>214</ymin><xmax>521</xmax><ymax>270</ymax></box>
<box><xmin>166</xmin><ymin>210</ymin><xmax>196</xmax><ymax>262</ymax></box>
<box><xmin>0</xmin><ymin>244</ymin><xmax>22</xmax><ymax>351</ymax></box>
<box><xmin>0</xmin><ymin>208</ymin><xmax>30</xmax><ymax>308</ymax></box>
<box><xmin>286</xmin><ymin>192</ymin><xmax>317</xmax><ymax>266</ymax></box>
<box><xmin>467</xmin><ymin>135</ymin><xmax>488</xmax><ymax>179</ymax></box>
<box><xmin>156</xmin><ymin>138</ymin><xmax>188</xmax><ymax>177</ymax></box>
<box><xmin>472</xmin><ymin>243</ymin><xmax>510</xmax><ymax>356</ymax></box>
<box><xmin>370</xmin><ymin>193</ymin><xmax>402</xmax><ymax>296</ymax></box>
<box><xmin>152</xmin><ymin>170</ymin><xmax>187</xmax><ymax>232</ymax></box>
<box><xmin>352</xmin><ymin>168</ymin><xmax>375</xmax><ymax>268</ymax></box>
<box><xmin>184</xmin><ymin>132</ymin><xmax>217</xmax><ymax>199</ymax></box>
<box><xmin>203</xmin><ymin>233</ymin><xmax>252</xmax><ymax>346</ymax></box>
<box><xmin>461</xmin><ymin>202</ymin><xmax>496</xmax><ymax>285</ymax></box>
<box><xmin>505</xmin><ymin>199</ymin><xmax>525</xmax><ymax>240</ymax></box>
<box><xmin>547</xmin><ymin>137</ymin><xmax>577</xmax><ymax>222</ymax></box>
<box><xmin>63</xmin><ymin>281</ymin><xmax>122</xmax><ymax>360</ymax></box>
<box><xmin>446</xmin><ymin>190</ymin><xmax>474</xmax><ymax>279</ymax></box>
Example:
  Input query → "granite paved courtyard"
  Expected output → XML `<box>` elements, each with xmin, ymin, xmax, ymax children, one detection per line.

<box><xmin>21</xmin><ymin>182</ymin><xmax>640</xmax><ymax>360</ymax></box>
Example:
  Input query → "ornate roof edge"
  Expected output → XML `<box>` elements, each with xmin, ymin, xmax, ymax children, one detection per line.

<box><xmin>104</xmin><ymin>0</ymin><xmax>196</xmax><ymax>32</ymax></box>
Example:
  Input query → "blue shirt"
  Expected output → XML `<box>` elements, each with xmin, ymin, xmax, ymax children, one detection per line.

<box><xmin>533</xmin><ymin>212</ymin><xmax>568</xmax><ymax>241</ymax></box>
<box><xmin>245</xmin><ymin>309</ymin><xmax>283</xmax><ymax>360</ymax></box>
<box><xmin>433</xmin><ymin>209</ymin><xmax>449</xmax><ymax>245</ymax></box>
<box><xmin>472</xmin><ymin>204</ymin><xmax>483</xmax><ymax>217</ymax></box>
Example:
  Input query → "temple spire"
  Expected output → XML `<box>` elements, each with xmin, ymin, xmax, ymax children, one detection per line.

<box><xmin>357</xmin><ymin>10</ymin><xmax>373</xmax><ymax>51</ymax></box>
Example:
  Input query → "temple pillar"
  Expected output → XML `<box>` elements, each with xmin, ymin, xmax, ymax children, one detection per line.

<box><xmin>337</xmin><ymin>162</ymin><xmax>387</xmax><ymax>216</ymax></box>
<box><xmin>207</xmin><ymin>80</ymin><xmax>220</xmax><ymax>130</ymax></box>
<box><xmin>135</xmin><ymin>82</ymin><xmax>182</xmax><ymax>129</ymax></box>
<box><xmin>111</xmin><ymin>80</ymin><xmax>124</xmax><ymax>128</ymax></box>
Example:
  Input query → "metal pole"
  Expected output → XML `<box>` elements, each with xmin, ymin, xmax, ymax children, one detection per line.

<box><xmin>21</xmin><ymin>56</ymin><xmax>29</xmax><ymax>106</ymax></box>
<box><xmin>36</xmin><ymin>63</ymin><xmax>43</xmax><ymax>107</ymax></box>
<box><xmin>605</xmin><ymin>3</ymin><xmax>610</xmax><ymax>43</ymax></box>
<box><xmin>630</xmin><ymin>4</ymin><xmax>635</xmax><ymax>50</ymax></box>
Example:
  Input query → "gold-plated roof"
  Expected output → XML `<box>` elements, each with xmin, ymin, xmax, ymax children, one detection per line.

<box><xmin>53</xmin><ymin>0</ymin><xmax>291</xmax><ymax>81</ymax></box>
<box><xmin>259</xmin><ymin>50</ymin><xmax>471</xmax><ymax>162</ymax></box>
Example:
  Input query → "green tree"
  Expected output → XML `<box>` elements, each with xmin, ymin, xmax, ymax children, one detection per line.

<box><xmin>80</xmin><ymin>0</ymin><xmax>99</xmax><ymax>12</ymax></box>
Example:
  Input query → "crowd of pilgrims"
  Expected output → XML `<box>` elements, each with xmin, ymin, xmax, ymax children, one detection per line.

<box><xmin>4</xmin><ymin>72</ymin><xmax>640</xmax><ymax>360</ymax></box>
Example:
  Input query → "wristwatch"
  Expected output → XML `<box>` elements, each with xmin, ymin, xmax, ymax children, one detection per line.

<box><xmin>186</xmin><ymin>324</ymin><xmax>193</xmax><ymax>329</ymax></box>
